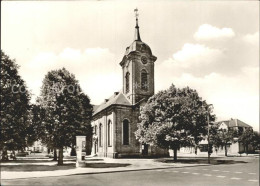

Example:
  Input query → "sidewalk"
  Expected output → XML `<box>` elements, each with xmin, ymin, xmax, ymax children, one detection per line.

<box><xmin>2</xmin><ymin>153</ymin><xmax>258</xmax><ymax>180</ymax></box>
<box><xmin>1</xmin><ymin>157</ymin><xmax>209</xmax><ymax>180</ymax></box>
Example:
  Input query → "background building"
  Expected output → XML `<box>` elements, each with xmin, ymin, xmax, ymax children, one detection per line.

<box><xmin>180</xmin><ymin>118</ymin><xmax>254</xmax><ymax>155</ymax></box>
<box><xmin>27</xmin><ymin>140</ymin><xmax>47</xmax><ymax>153</ymax></box>
<box><xmin>214</xmin><ymin>118</ymin><xmax>254</xmax><ymax>154</ymax></box>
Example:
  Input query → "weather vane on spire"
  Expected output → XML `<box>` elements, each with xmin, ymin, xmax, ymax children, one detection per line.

<box><xmin>133</xmin><ymin>8</ymin><xmax>141</xmax><ymax>41</ymax></box>
<box><xmin>134</xmin><ymin>8</ymin><xmax>139</xmax><ymax>28</ymax></box>
<box><xmin>134</xmin><ymin>8</ymin><xmax>139</xmax><ymax>19</ymax></box>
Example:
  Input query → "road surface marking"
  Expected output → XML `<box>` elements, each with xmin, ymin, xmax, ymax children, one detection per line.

<box><xmin>156</xmin><ymin>170</ymin><xmax>163</xmax><ymax>171</ymax></box>
<box><xmin>216</xmin><ymin>176</ymin><xmax>226</xmax><ymax>178</ymax></box>
<box><xmin>248</xmin><ymin>173</ymin><xmax>256</xmax><ymax>175</ymax></box>
<box><xmin>248</xmin><ymin>180</ymin><xmax>258</xmax><ymax>182</ymax></box>
<box><xmin>192</xmin><ymin>173</ymin><xmax>200</xmax><ymax>175</ymax></box>
<box><xmin>202</xmin><ymin>169</ymin><xmax>208</xmax><ymax>170</ymax></box>
<box><xmin>172</xmin><ymin>171</ymin><xmax>179</xmax><ymax>173</ymax></box>
<box><xmin>231</xmin><ymin>177</ymin><xmax>241</xmax><ymax>180</ymax></box>
<box><xmin>212</xmin><ymin>170</ymin><xmax>220</xmax><ymax>172</ymax></box>
<box><xmin>222</xmin><ymin>171</ymin><xmax>230</xmax><ymax>173</ymax></box>
<box><xmin>181</xmin><ymin>172</ymin><xmax>189</xmax><ymax>174</ymax></box>
<box><xmin>203</xmin><ymin>174</ymin><xmax>212</xmax><ymax>176</ymax></box>
<box><xmin>235</xmin><ymin>172</ymin><xmax>242</xmax><ymax>174</ymax></box>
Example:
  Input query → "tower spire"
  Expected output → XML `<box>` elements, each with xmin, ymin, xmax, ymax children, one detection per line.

<box><xmin>134</xmin><ymin>8</ymin><xmax>141</xmax><ymax>41</ymax></box>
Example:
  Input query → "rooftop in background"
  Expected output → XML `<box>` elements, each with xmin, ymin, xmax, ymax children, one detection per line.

<box><xmin>215</xmin><ymin>119</ymin><xmax>252</xmax><ymax>128</ymax></box>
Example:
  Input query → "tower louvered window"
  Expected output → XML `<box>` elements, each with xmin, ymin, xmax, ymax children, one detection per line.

<box><xmin>125</xmin><ymin>72</ymin><xmax>130</xmax><ymax>93</ymax></box>
<box><xmin>141</xmin><ymin>69</ymin><xmax>148</xmax><ymax>91</ymax></box>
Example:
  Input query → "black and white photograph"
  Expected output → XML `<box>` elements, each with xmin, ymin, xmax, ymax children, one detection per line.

<box><xmin>1</xmin><ymin>0</ymin><xmax>259</xmax><ymax>185</ymax></box>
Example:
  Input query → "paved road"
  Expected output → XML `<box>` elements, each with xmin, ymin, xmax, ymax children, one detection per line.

<box><xmin>2</xmin><ymin>157</ymin><xmax>259</xmax><ymax>186</ymax></box>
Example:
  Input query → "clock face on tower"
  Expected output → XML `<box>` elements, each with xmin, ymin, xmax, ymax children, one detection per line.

<box><xmin>141</xmin><ymin>56</ymin><xmax>148</xmax><ymax>64</ymax></box>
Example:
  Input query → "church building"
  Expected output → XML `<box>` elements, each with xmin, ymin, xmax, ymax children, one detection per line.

<box><xmin>91</xmin><ymin>9</ymin><xmax>169</xmax><ymax>158</ymax></box>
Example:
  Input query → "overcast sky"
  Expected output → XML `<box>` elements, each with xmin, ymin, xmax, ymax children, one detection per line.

<box><xmin>2</xmin><ymin>1</ymin><xmax>259</xmax><ymax>131</ymax></box>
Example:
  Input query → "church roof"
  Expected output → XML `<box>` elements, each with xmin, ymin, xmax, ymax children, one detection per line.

<box><xmin>215</xmin><ymin>119</ymin><xmax>252</xmax><ymax>128</ymax></box>
<box><xmin>124</xmin><ymin>40</ymin><xmax>152</xmax><ymax>56</ymax></box>
<box><xmin>93</xmin><ymin>92</ymin><xmax>131</xmax><ymax>115</ymax></box>
<box><xmin>93</xmin><ymin>105</ymin><xmax>99</xmax><ymax>112</ymax></box>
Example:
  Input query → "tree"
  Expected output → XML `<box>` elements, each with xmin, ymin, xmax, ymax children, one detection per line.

<box><xmin>38</xmin><ymin>68</ymin><xmax>92</xmax><ymax>165</ymax></box>
<box><xmin>0</xmin><ymin>50</ymin><xmax>31</xmax><ymax>160</ymax></box>
<box><xmin>30</xmin><ymin>101</ymin><xmax>59</xmax><ymax>160</ymax></box>
<box><xmin>26</xmin><ymin>104</ymin><xmax>46</xmax><ymax>147</ymax></box>
<box><xmin>135</xmin><ymin>84</ymin><xmax>215</xmax><ymax>161</ymax></box>
<box><xmin>210</xmin><ymin>126</ymin><xmax>236</xmax><ymax>156</ymax></box>
<box><xmin>251</xmin><ymin>131</ymin><xmax>260</xmax><ymax>151</ymax></box>
<box><xmin>238</xmin><ymin>128</ymin><xmax>254</xmax><ymax>154</ymax></box>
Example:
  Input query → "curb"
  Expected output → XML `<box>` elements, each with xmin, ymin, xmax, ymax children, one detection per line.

<box><xmin>1</xmin><ymin>164</ymin><xmax>211</xmax><ymax>180</ymax></box>
<box><xmin>65</xmin><ymin>164</ymin><xmax>211</xmax><ymax>176</ymax></box>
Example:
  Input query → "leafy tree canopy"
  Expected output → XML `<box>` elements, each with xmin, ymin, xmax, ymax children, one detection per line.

<box><xmin>135</xmin><ymin>84</ymin><xmax>215</xmax><ymax>160</ymax></box>
<box><xmin>209</xmin><ymin>124</ymin><xmax>237</xmax><ymax>156</ymax></box>
<box><xmin>251</xmin><ymin>131</ymin><xmax>260</xmax><ymax>150</ymax></box>
<box><xmin>26</xmin><ymin>104</ymin><xmax>46</xmax><ymax>147</ymax></box>
<box><xmin>38</xmin><ymin>68</ymin><xmax>93</xmax><ymax>164</ymax></box>
<box><xmin>237</xmin><ymin>127</ymin><xmax>257</xmax><ymax>154</ymax></box>
<box><xmin>0</xmin><ymin>50</ymin><xmax>31</xmax><ymax>159</ymax></box>
<box><xmin>238</xmin><ymin>128</ymin><xmax>254</xmax><ymax>146</ymax></box>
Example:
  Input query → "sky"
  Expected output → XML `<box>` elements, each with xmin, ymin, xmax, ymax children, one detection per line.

<box><xmin>2</xmin><ymin>1</ymin><xmax>259</xmax><ymax>131</ymax></box>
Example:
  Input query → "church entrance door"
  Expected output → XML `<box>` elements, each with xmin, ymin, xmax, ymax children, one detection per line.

<box><xmin>142</xmin><ymin>144</ymin><xmax>148</xmax><ymax>156</ymax></box>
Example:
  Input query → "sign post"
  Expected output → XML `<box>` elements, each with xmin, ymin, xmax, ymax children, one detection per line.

<box><xmin>76</xmin><ymin>136</ymin><xmax>86</xmax><ymax>167</ymax></box>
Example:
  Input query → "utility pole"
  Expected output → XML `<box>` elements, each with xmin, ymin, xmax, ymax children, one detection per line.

<box><xmin>207</xmin><ymin>113</ymin><xmax>210</xmax><ymax>164</ymax></box>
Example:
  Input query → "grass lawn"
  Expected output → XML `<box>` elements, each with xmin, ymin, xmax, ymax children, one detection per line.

<box><xmin>1</xmin><ymin>163</ymin><xmax>76</xmax><ymax>171</ymax></box>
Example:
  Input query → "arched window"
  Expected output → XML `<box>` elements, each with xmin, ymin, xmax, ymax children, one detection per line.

<box><xmin>99</xmin><ymin>123</ymin><xmax>103</xmax><ymax>147</ymax></box>
<box><xmin>108</xmin><ymin>120</ymin><xmax>112</xmax><ymax>147</ymax></box>
<box><xmin>125</xmin><ymin>72</ymin><xmax>130</xmax><ymax>93</ymax></box>
<box><xmin>123</xmin><ymin>119</ymin><xmax>129</xmax><ymax>145</ymax></box>
<box><xmin>141</xmin><ymin>69</ymin><xmax>148</xmax><ymax>91</ymax></box>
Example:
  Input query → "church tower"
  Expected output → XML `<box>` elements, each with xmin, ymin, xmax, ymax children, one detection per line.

<box><xmin>120</xmin><ymin>9</ymin><xmax>157</xmax><ymax>105</ymax></box>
